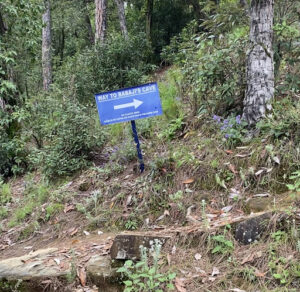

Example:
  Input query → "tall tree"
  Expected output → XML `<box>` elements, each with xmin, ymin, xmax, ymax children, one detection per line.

<box><xmin>145</xmin><ymin>0</ymin><xmax>153</xmax><ymax>42</ymax></box>
<box><xmin>42</xmin><ymin>0</ymin><xmax>52</xmax><ymax>91</ymax></box>
<box><xmin>242</xmin><ymin>0</ymin><xmax>274</xmax><ymax>125</ymax></box>
<box><xmin>114</xmin><ymin>0</ymin><xmax>128</xmax><ymax>39</ymax></box>
<box><xmin>95</xmin><ymin>0</ymin><xmax>107</xmax><ymax>43</ymax></box>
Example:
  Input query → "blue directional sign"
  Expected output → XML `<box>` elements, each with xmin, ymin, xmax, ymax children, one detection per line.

<box><xmin>94</xmin><ymin>82</ymin><xmax>163</xmax><ymax>125</ymax></box>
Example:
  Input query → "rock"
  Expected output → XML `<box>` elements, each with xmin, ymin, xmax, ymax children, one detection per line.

<box><xmin>243</xmin><ymin>197</ymin><xmax>271</xmax><ymax>214</ymax></box>
<box><xmin>0</xmin><ymin>248</ymin><xmax>69</xmax><ymax>280</ymax></box>
<box><xmin>78</xmin><ymin>181</ymin><xmax>90</xmax><ymax>192</ymax></box>
<box><xmin>110</xmin><ymin>233</ymin><xmax>170</xmax><ymax>260</ymax></box>
<box><xmin>235</xmin><ymin>213</ymin><xmax>272</xmax><ymax>245</ymax></box>
<box><xmin>86</xmin><ymin>255</ymin><xmax>122</xmax><ymax>292</ymax></box>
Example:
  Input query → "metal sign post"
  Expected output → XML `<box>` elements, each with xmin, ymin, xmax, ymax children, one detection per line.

<box><xmin>131</xmin><ymin>120</ymin><xmax>144</xmax><ymax>173</ymax></box>
<box><xmin>94</xmin><ymin>82</ymin><xmax>162</xmax><ymax>172</ymax></box>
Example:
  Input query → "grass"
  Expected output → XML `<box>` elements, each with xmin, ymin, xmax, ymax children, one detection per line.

<box><xmin>0</xmin><ymin>183</ymin><xmax>12</xmax><ymax>204</ymax></box>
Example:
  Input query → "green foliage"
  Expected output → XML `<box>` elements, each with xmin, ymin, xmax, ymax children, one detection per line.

<box><xmin>286</xmin><ymin>171</ymin><xmax>300</xmax><ymax>193</ymax></box>
<box><xmin>211</xmin><ymin>234</ymin><xmax>234</xmax><ymax>255</ymax></box>
<box><xmin>23</xmin><ymin>91</ymin><xmax>105</xmax><ymax>178</ymax></box>
<box><xmin>160</xmin><ymin>116</ymin><xmax>185</xmax><ymax>141</ymax></box>
<box><xmin>163</xmin><ymin>25</ymin><xmax>248</xmax><ymax>115</ymax></box>
<box><xmin>256</xmin><ymin>98</ymin><xmax>300</xmax><ymax>142</ymax></box>
<box><xmin>125</xmin><ymin>219</ymin><xmax>138</xmax><ymax>231</ymax></box>
<box><xmin>0</xmin><ymin>182</ymin><xmax>12</xmax><ymax>204</ymax></box>
<box><xmin>211</xmin><ymin>225</ymin><xmax>234</xmax><ymax>255</ymax></box>
<box><xmin>55</xmin><ymin>33</ymin><xmax>154</xmax><ymax>104</ymax></box>
<box><xmin>45</xmin><ymin>203</ymin><xmax>64</xmax><ymax>221</ymax></box>
<box><xmin>0</xmin><ymin>109</ymin><xmax>28</xmax><ymax>177</ymax></box>
<box><xmin>117</xmin><ymin>240</ymin><xmax>176</xmax><ymax>291</ymax></box>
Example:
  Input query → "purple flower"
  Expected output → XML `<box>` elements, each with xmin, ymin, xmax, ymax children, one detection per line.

<box><xmin>221</xmin><ymin>125</ymin><xmax>227</xmax><ymax>131</ymax></box>
<box><xmin>224</xmin><ymin>119</ymin><xmax>229</xmax><ymax>124</ymax></box>
<box><xmin>225</xmin><ymin>133</ymin><xmax>232</xmax><ymax>139</ymax></box>
<box><xmin>236</xmin><ymin>115</ymin><xmax>241</xmax><ymax>125</ymax></box>
<box><xmin>213</xmin><ymin>115</ymin><xmax>221</xmax><ymax>124</ymax></box>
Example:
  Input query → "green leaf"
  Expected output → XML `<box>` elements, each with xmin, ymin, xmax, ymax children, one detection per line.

<box><xmin>168</xmin><ymin>272</ymin><xmax>176</xmax><ymax>280</ymax></box>
<box><xmin>273</xmin><ymin>273</ymin><xmax>282</xmax><ymax>279</ymax></box>
<box><xmin>123</xmin><ymin>280</ymin><xmax>133</xmax><ymax>286</ymax></box>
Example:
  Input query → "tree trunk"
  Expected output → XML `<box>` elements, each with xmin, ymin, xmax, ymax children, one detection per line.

<box><xmin>42</xmin><ymin>0</ymin><xmax>52</xmax><ymax>91</ymax></box>
<box><xmin>242</xmin><ymin>0</ymin><xmax>274</xmax><ymax>125</ymax></box>
<box><xmin>114</xmin><ymin>0</ymin><xmax>128</xmax><ymax>39</ymax></box>
<box><xmin>83</xmin><ymin>0</ymin><xmax>94</xmax><ymax>44</ymax></box>
<box><xmin>0</xmin><ymin>10</ymin><xmax>7</xmax><ymax>35</ymax></box>
<box><xmin>146</xmin><ymin>0</ymin><xmax>153</xmax><ymax>43</ymax></box>
<box><xmin>186</xmin><ymin>0</ymin><xmax>205</xmax><ymax>23</ymax></box>
<box><xmin>95</xmin><ymin>0</ymin><xmax>107</xmax><ymax>43</ymax></box>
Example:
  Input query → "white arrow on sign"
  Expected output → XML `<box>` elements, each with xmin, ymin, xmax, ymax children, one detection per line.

<box><xmin>114</xmin><ymin>98</ymin><xmax>143</xmax><ymax>110</ymax></box>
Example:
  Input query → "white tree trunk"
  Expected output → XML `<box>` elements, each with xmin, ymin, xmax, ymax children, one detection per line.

<box><xmin>242</xmin><ymin>0</ymin><xmax>274</xmax><ymax>125</ymax></box>
<box><xmin>95</xmin><ymin>0</ymin><xmax>107</xmax><ymax>43</ymax></box>
<box><xmin>42</xmin><ymin>0</ymin><xmax>52</xmax><ymax>91</ymax></box>
<box><xmin>114</xmin><ymin>0</ymin><xmax>128</xmax><ymax>39</ymax></box>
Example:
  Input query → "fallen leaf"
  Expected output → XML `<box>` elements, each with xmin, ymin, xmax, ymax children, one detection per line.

<box><xmin>72</xmin><ymin>239</ymin><xmax>80</xmax><ymax>245</ymax></box>
<box><xmin>272</xmin><ymin>156</ymin><xmax>280</xmax><ymax>164</ymax></box>
<box><xmin>68</xmin><ymin>227</ymin><xmax>79</xmax><ymax>236</ymax></box>
<box><xmin>97</xmin><ymin>230</ymin><xmax>103</xmax><ymax>235</ymax></box>
<box><xmin>228</xmin><ymin>164</ymin><xmax>237</xmax><ymax>174</ymax></box>
<box><xmin>225</xmin><ymin>150</ymin><xmax>233</xmax><ymax>154</ymax></box>
<box><xmin>230</xmin><ymin>289</ymin><xmax>246</xmax><ymax>292</ymax></box>
<box><xmin>54</xmin><ymin>258</ymin><xmax>60</xmax><ymax>265</ymax></box>
<box><xmin>235</xmin><ymin>151</ymin><xmax>253</xmax><ymax>158</ymax></box>
<box><xmin>208</xmin><ymin>277</ymin><xmax>216</xmax><ymax>282</ymax></box>
<box><xmin>171</xmin><ymin>245</ymin><xmax>176</xmax><ymax>255</ymax></box>
<box><xmin>175</xmin><ymin>277</ymin><xmax>186</xmax><ymax>292</ymax></box>
<box><xmin>195</xmin><ymin>267</ymin><xmax>206</xmax><ymax>275</ymax></box>
<box><xmin>254</xmin><ymin>269</ymin><xmax>266</xmax><ymax>278</ymax></box>
<box><xmin>126</xmin><ymin>195</ymin><xmax>132</xmax><ymax>206</ymax></box>
<box><xmin>41</xmin><ymin>280</ymin><xmax>52</xmax><ymax>285</ymax></box>
<box><xmin>211</xmin><ymin>267</ymin><xmax>220</xmax><ymax>277</ymax></box>
<box><xmin>83</xmin><ymin>230</ymin><xmax>90</xmax><ymax>236</ymax></box>
<box><xmin>64</xmin><ymin>204</ymin><xmax>75</xmax><ymax>213</ymax></box>
<box><xmin>24</xmin><ymin>246</ymin><xmax>33</xmax><ymax>250</ymax></box>
<box><xmin>253</xmin><ymin>193</ymin><xmax>270</xmax><ymax>198</ymax></box>
<box><xmin>167</xmin><ymin>254</ymin><xmax>171</xmax><ymax>266</ymax></box>
<box><xmin>194</xmin><ymin>253</ymin><xmax>202</xmax><ymax>260</ymax></box>
<box><xmin>221</xmin><ymin>205</ymin><xmax>233</xmax><ymax>213</ymax></box>
<box><xmin>78</xmin><ymin>267</ymin><xmax>87</xmax><ymax>286</ymax></box>
<box><xmin>183</xmin><ymin>178</ymin><xmax>194</xmax><ymax>184</ymax></box>
<box><xmin>241</xmin><ymin>253</ymin><xmax>255</xmax><ymax>265</ymax></box>
<box><xmin>255</xmin><ymin>169</ymin><xmax>265</xmax><ymax>176</ymax></box>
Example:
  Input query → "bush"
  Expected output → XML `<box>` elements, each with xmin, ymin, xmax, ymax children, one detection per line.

<box><xmin>163</xmin><ymin>21</ymin><xmax>248</xmax><ymax>116</ymax></box>
<box><xmin>0</xmin><ymin>108</ymin><xmax>28</xmax><ymax>177</ymax></box>
<box><xmin>25</xmin><ymin>90</ymin><xmax>105</xmax><ymax>178</ymax></box>
<box><xmin>54</xmin><ymin>33</ymin><xmax>155</xmax><ymax>104</ymax></box>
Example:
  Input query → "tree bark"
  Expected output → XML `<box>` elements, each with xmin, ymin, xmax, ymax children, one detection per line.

<box><xmin>83</xmin><ymin>0</ymin><xmax>94</xmax><ymax>44</ymax></box>
<box><xmin>114</xmin><ymin>0</ymin><xmax>128</xmax><ymax>39</ymax></box>
<box><xmin>95</xmin><ymin>0</ymin><xmax>107</xmax><ymax>43</ymax></box>
<box><xmin>146</xmin><ymin>0</ymin><xmax>153</xmax><ymax>43</ymax></box>
<box><xmin>0</xmin><ymin>10</ymin><xmax>7</xmax><ymax>35</ymax></box>
<box><xmin>42</xmin><ymin>0</ymin><xmax>52</xmax><ymax>91</ymax></box>
<box><xmin>242</xmin><ymin>0</ymin><xmax>274</xmax><ymax>125</ymax></box>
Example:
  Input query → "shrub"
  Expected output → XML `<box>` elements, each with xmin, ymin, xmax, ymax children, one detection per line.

<box><xmin>26</xmin><ymin>90</ymin><xmax>105</xmax><ymax>178</ymax></box>
<box><xmin>0</xmin><ymin>108</ymin><xmax>28</xmax><ymax>177</ymax></box>
<box><xmin>54</xmin><ymin>33</ymin><xmax>155</xmax><ymax>104</ymax></box>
